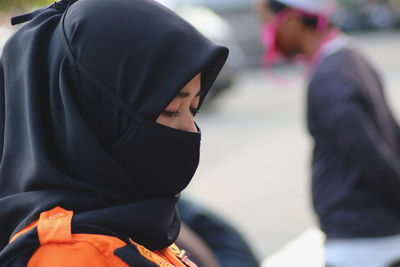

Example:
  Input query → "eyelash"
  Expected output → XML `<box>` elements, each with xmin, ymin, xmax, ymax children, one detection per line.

<box><xmin>162</xmin><ymin>107</ymin><xmax>198</xmax><ymax>117</ymax></box>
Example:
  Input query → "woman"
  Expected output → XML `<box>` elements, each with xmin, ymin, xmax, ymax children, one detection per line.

<box><xmin>0</xmin><ymin>0</ymin><xmax>228</xmax><ymax>265</ymax></box>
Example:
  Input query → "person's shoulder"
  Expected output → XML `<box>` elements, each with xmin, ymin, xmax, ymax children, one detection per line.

<box><xmin>28</xmin><ymin>241</ymin><xmax>128</xmax><ymax>267</ymax></box>
<box><xmin>28</xmin><ymin>236</ymin><xmax>129</xmax><ymax>267</ymax></box>
<box><xmin>27</xmin><ymin>234</ymin><xmax>190</xmax><ymax>267</ymax></box>
<box><xmin>309</xmin><ymin>48</ymin><xmax>363</xmax><ymax>96</ymax></box>
<box><xmin>307</xmin><ymin>49</ymin><xmax>366</xmax><ymax>110</ymax></box>
<box><xmin>9</xmin><ymin>207</ymin><xmax>176</xmax><ymax>267</ymax></box>
<box><xmin>312</xmin><ymin>48</ymin><xmax>357</xmax><ymax>82</ymax></box>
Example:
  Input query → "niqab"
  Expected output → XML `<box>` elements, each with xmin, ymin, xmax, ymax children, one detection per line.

<box><xmin>0</xmin><ymin>0</ymin><xmax>228</xmax><ymax>251</ymax></box>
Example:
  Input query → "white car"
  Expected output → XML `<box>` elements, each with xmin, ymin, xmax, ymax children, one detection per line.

<box><xmin>157</xmin><ymin>0</ymin><xmax>245</xmax><ymax>100</ymax></box>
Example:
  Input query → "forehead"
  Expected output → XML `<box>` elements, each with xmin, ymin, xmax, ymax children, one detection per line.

<box><xmin>168</xmin><ymin>74</ymin><xmax>201</xmax><ymax>103</ymax></box>
<box><xmin>180</xmin><ymin>74</ymin><xmax>201</xmax><ymax>92</ymax></box>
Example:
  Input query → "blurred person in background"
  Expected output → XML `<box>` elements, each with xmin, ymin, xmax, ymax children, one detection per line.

<box><xmin>257</xmin><ymin>0</ymin><xmax>400</xmax><ymax>266</ymax></box>
<box><xmin>0</xmin><ymin>0</ymin><xmax>231</xmax><ymax>265</ymax></box>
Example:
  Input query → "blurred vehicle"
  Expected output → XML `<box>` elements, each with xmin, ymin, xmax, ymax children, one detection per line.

<box><xmin>156</xmin><ymin>0</ymin><xmax>245</xmax><ymax>102</ymax></box>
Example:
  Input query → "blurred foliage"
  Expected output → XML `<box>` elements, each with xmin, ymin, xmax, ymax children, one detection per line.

<box><xmin>0</xmin><ymin>0</ymin><xmax>53</xmax><ymax>12</ymax></box>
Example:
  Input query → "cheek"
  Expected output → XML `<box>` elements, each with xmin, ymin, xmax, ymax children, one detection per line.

<box><xmin>276</xmin><ymin>27</ymin><xmax>285</xmax><ymax>49</ymax></box>
<box><xmin>155</xmin><ymin>114</ymin><xmax>172</xmax><ymax>127</ymax></box>
<box><xmin>191</xmin><ymin>96</ymin><xmax>200</xmax><ymax>108</ymax></box>
<box><xmin>164</xmin><ymin>100</ymin><xmax>180</xmax><ymax>112</ymax></box>
<box><xmin>277</xmin><ymin>26</ymin><xmax>294</xmax><ymax>54</ymax></box>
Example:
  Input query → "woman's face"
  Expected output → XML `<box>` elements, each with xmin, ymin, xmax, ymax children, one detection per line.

<box><xmin>156</xmin><ymin>73</ymin><xmax>201</xmax><ymax>133</ymax></box>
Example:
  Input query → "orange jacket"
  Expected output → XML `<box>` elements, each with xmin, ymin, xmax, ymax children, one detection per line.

<box><xmin>9</xmin><ymin>207</ymin><xmax>197</xmax><ymax>267</ymax></box>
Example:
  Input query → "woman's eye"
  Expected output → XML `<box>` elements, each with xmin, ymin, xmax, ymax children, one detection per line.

<box><xmin>162</xmin><ymin>108</ymin><xmax>198</xmax><ymax>117</ymax></box>
<box><xmin>162</xmin><ymin>111</ymin><xmax>180</xmax><ymax>117</ymax></box>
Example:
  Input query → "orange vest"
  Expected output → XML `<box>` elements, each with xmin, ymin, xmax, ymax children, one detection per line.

<box><xmin>9</xmin><ymin>207</ymin><xmax>197</xmax><ymax>267</ymax></box>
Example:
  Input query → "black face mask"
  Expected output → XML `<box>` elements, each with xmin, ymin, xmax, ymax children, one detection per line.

<box><xmin>109</xmin><ymin>118</ymin><xmax>201</xmax><ymax>199</ymax></box>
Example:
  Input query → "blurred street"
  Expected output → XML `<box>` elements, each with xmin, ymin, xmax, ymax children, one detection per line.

<box><xmin>186</xmin><ymin>31</ymin><xmax>400</xmax><ymax>260</ymax></box>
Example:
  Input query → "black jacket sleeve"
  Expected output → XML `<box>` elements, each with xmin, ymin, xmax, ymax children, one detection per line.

<box><xmin>308</xmin><ymin>75</ymin><xmax>400</xmax><ymax>206</ymax></box>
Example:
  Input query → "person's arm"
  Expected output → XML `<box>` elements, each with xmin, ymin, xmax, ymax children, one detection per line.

<box><xmin>177</xmin><ymin>223</ymin><xmax>222</xmax><ymax>267</ymax></box>
<box><xmin>178</xmin><ymin>198</ymin><xmax>260</xmax><ymax>267</ymax></box>
<box><xmin>309</xmin><ymin>76</ymin><xmax>400</xmax><ymax>206</ymax></box>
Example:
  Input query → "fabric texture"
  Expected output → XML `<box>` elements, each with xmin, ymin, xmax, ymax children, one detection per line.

<box><xmin>0</xmin><ymin>0</ymin><xmax>228</xmax><ymax>263</ymax></box>
<box><xmin>307</xmin><ymin>47</ymin><xmax>400</xmax><ymax>239</ymax></box>
<box><xmin>5</xmin><ymin>207</ymin><xmax>194</xmax><ymax>267</ymax></box>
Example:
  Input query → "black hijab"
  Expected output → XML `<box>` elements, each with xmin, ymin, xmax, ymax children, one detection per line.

<box><xmin>0</xmin><ymin>0</ymin><xmax>228</xmax><ymax>251</ymax></box>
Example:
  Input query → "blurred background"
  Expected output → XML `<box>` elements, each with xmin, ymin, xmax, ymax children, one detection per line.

<box><xmin>1</xmin><ymin>0</ymin><xmax>400</xmax><ymax>263</ymax></box>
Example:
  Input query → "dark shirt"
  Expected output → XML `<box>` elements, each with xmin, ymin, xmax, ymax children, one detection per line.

<box><xmin>307</xmin><ymin>48</ymin><xmax>400</xmax><ymax>239</ymax></box>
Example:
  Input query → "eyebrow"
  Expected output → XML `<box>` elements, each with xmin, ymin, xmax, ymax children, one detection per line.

<box><xmin>177</xmin><ymin>89</ymin><xmax>202</xmax><ymax>98</ymax></box>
